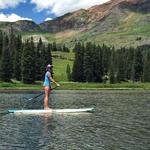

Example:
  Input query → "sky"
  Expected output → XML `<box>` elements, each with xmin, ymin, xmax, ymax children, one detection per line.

<box><xmin>0</xmin><ymin>0</ymin><xmax>110</xmax><ymax>24</ymax></box>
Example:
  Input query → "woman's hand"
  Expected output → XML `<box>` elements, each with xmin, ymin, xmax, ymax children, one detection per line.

<box><xmin>56</xmin><ymin>83</ymin><xmax>60</xmax><ymax>87</ymax></box>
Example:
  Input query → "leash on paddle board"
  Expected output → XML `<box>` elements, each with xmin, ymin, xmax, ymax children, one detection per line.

<box><xmin>21</xmin><ymin>85</ymin><xmax>60</xmax><ymax>109</ymax></box>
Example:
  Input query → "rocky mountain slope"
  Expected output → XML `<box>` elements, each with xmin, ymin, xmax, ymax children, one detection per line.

<box><xmin>0</xmin><ymin>20</ymin><xmax>41</xmax><ymax>32</ymax></box>
<box><xmin>0</xmin><ymin>0</ymin><xmax>149</xmax><ymax>47</ymax></box>
<box><xmin>39</xmin><ymin>0</ymin><xmax>150</xmax><ymax>33</ymax></box>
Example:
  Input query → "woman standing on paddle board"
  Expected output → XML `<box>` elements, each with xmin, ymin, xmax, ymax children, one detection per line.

<box><xmin>43</xmin><ymin>64</ymin><xmax>60</xmax><ymax>110</ymax></box>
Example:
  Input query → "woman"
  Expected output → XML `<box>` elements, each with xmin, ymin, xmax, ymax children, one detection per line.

<box><xmin>43</xmin><ymin>64</ymin><xmax>60</xmax><ymax>110</ymax></box>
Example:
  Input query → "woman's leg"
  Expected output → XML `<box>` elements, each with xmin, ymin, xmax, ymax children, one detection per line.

<box><xmin>44</xmin><ymin>86</ymin><xmax>51</xmax><ymax>110</ymax></box>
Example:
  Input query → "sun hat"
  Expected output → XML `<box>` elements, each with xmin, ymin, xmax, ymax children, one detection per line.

<box><xmin>47</xmin><ymin>64</ymin><xmax>52</xmax><ymax>68</ymax></box>
<box><xmin>46</xmin><ymin>64</ymin><xmax>52</xmax><ymax>71</ymax></box>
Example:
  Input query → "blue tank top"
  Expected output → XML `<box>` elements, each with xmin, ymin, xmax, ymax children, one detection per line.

<box><xmin>43</xmin><ymin>71</ymin><xmax>51</xmax><ymax>87</ymax></box>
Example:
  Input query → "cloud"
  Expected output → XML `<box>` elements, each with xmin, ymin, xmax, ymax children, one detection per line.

<box><xmin>0</xmin><ymin>13</ymin><xmax>32</xmax><ymax>22</ymax></box>
<box><xmin>45</xmin><ymin>17</ymin><xmax>52</xmax><ymax>21</ymax></box>
<box><xmin>0</xmin><ymin>0</ymin><xmax>26</xmax><ymax>9</ymax></box>
<box><xmin>31</xmin><ymin>0</ymin><xmax>110</xmax><ymax>16</ymax></box>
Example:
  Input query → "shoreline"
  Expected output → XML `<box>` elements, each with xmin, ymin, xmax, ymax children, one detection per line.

<box><xmin>0</xmin><ymin>82</ymin><xmax>150</xmax><ymax>92</ymax></box>
<box><xmin>0</xmin><ymin>88</ymin><xmax>150</xmax><ymax>93</ymax></box>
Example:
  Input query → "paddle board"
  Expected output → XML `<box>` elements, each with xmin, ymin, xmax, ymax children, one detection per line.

<box><xmin>8</xmin><ymin>108</ymin><xmax>94</xmax><ymax>114</ymax></box>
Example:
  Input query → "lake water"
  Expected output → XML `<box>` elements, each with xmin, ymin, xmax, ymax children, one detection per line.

<box><xmin>0</xmin><ymin>90</ymin><xmax>150</xmax><ymax>150</ymax></box>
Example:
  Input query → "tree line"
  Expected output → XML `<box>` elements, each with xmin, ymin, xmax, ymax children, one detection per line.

<box><xmin>0</xmin><ymin>29</ymin><xmax>150</xmax><ymax>84</ymax></box>
<box><xmin>0</xmin><ymin>29</ymin><xmax>53</xmax><ymax>83</ymax></box>
<box><xmin>71</xmin><ymin>42</ymin><xmax>150</xmax><ymax>83</ymax></box>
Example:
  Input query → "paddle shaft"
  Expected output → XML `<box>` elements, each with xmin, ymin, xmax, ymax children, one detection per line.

<box><xmin>28</xmin><ymin>86</ymin><xmax>58</xmax><ymax>101</ymax></box>
<box><xmin>22</xmin><ymin>86</ymin><xmax>58</xmax><ymax>108</ymax></box>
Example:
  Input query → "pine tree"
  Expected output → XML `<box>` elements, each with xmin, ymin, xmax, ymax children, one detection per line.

<box><xmin>13</xmin><ymin>35</ymin><xmax>22</xmax><ymax>80</ymax></box>
<box><xmin>29</xmin><ymin>37</ymin><xmax>36</xmax><ymax>81</ymax></box>
<box><xmin>102</xmin><ymin>44</ymin><xmax>111</xmax><ymax>75</ymax></box>
<box><xmin>40</xmin><ymin>44</ymin><xmax>46</xmax><ymax>80</ymax></box>
<box><xmin>91</xmin><ymin>43</ymin><xmax>97</xmax><ymax>82</ymax></box>
<box><xmin>92</xmin><ymin>45</ymin><xmax>103</xmax><ymax>82</ymax></box>
<box><xmin>143</xmin><ymin>50</ymin><xmax>150</xmax><ymax>82</ymax></box>
<box><xmin>124</xmin><ymin>47</ymin><xmax>134</xmax><ymax>80</ymax></box>
<box><xmin>83</xmin><ymin>42</ymin><xmax>93</xmax><ymax>82</ymax></box>
<box><xmin>0</xmin><ymin>35</ymin><xmax>11</xmax><ymax>82</ymax></box>
<box><xmin>35</xmin><ymin>38</ymin><xmax>43</xmax><ymax>80</ymax></box>
<box><xmin>21</xmin><ymin>39</ymin><xmax>35</xmax><ymax>84</ymax></box>
<box><xmin>45</xmin><ymin>43</ymin><xmax>53</xmax><ymax>76</ymax></box>
<box><xmin>57</xmin><ymin>44</ymin><xmax>62</xmax><ymax>52</ymax></box>
<box><xmin>109</xmin><ymin>50</ymin><xmax>115</xmax><ymax>84</ymax></box>
<box><xmin>0</xmin><ymin>30</ymin><xmax>3</xmax><ymax>58</ymax></box>
<box><xmin>63</xmin><ymin>44</ymin><xmax>69</xmax><ymax>52</ymax></box>
<box><xmin>116</xmin><ymin>48</ymin><xmax>126</xmax><ymax>82</ymax></box>
<box><xmin>52</xmin><ymin>41</ymin><xmax>57</xmax><ymax>51</ymax></box>
<box><xmin>131</xmin><ymin>48</ymin><xmax>143</xmax><ymax>82</ymax></box>
<box><xmin>72</xmin><ymin>42</ymin><xmax>84</xmax><ymax>82</ymax></box>
<box><xmin>66</xmin><ymin>64</ymin><xmax>71</xmax><ymax>81</ymax></box>
<box><xmin>8</xmin><ymin>26</ymin><xmax>16</xmax><ymax>76</ymax></box>
<box><xmin>45</xmin><ymin>43</ymin><xmax>52</xmax><ymax>65</ymax></box>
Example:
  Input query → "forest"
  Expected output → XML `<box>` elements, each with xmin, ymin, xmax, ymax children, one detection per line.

<box><xmin>72</xmin><ymin>42</ymin><xmax>150</xmax><ymax>83</ymax></box>
<box><xmin>0</xmin><ymin>29</ymin><xmax>150</xmax><ymax>84</ymax></box>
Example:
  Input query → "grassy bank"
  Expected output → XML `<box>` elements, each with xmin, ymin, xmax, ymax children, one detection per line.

<box><xmin>0</xmin><ymin>81</ymin><xmax>150</xmax><ymax>90</ymax></box>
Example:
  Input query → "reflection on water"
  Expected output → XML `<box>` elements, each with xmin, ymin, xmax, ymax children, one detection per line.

<box><xmin>0</xmin><ymin>90</ymin><xmax>150</xmax><ymax>150</ymax></box>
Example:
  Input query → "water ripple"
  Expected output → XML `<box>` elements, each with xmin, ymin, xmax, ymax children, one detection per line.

<box><xmin>0</xmin><ymin>90</ymin><xmax>150</xmax><ymax>150</ymax></box>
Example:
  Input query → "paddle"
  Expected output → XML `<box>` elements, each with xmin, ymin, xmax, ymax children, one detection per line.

<box><xmin>22</xmin><ymin>85</ymin><xmax>59</xmax><ymax>109</ymax></box>
<box><xmin>27</xmin><ymin>85</ymin><xmax>59</xmax><ymax>101</ymax></box>
<box><xmin>0</xmin><ymin>85</ymin><xmax>60</xmax><ymax>115</ymax></box>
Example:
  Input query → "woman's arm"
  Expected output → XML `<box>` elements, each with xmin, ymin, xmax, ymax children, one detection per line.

<box><xmin>50</xmin><ymin>76</ymin><xmax>60</xmax><ymax>86</ymax></box>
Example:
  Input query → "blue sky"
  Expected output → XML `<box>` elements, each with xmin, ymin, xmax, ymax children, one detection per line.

<box><xmin>0</xmin><ymin>0</ymin><xmax>110</xmax><ymax>24</ymax></box>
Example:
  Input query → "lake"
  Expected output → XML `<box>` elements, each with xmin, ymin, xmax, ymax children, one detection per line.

<box><xmin>0</xmin><ymin>90</ymin><xmax>150</xmax><ymax>150</ymax></box>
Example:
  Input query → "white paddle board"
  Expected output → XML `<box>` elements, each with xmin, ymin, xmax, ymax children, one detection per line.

<box><xmin>8</xmin><ymin>108</ymin><xmax>94</xmax><ymax>114</ymax></box>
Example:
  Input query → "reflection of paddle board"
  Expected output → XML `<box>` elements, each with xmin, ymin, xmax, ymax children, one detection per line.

<box><xmin>8</xmin><ymin>108</ymin><xmax>94</xmax><ymax>114</ymax></box>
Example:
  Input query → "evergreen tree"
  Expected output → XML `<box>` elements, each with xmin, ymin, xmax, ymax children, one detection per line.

<box><xmin>143</xmin><ymin>50</ymin><xmax>150</xmax><ymax>82</ymax></box>
<box><xmin>35</xmin><ymin>38</ymin><xmax>43</xmax><ymax>80</ymax></box>
<box><xmin>45</xmin><ymin>43</ymin><xmax>52</xmax><ymax>65</ymax></box>
<box><xmin>8</xmin><ymin>26</ymin><xmax>16</xmax><ymax>75</ymax></box>
<box><xmin>29</xmin><ymin>37</ymin><xmax>36</xmax><ymax>81</ymax></box>
<box><xmin>109</xmin><ymin>50</ymin><xmax>115</xmax><ymax>84</ymax></box>
<box><xmin>52</xmin><ymin>41</ymin><xmax>57</xmax><ymax>51</ymax></box>
<box><xmin>63</xmin><ymin>44</ymin><xmax>69</xmax><ymax>52</ymax></box>
<box><xmin>116</xmin><ymin>48</ymin><xmax>126</xmax><ymax>82</ymax></box>
<box><xmin>66</xmin><ymin>64</ymin><xmax>71</xmax><ymax>81</ymax></box>
<box><xmin>83</xmin><ymin>42</ymin><xmax>93</xmax><ymax>82</ymax></box>
<box><xmin>91</xmin><ymin>44</ymin><xmax>103</xmax><ymax>82</ymax></box>
<box><xmin>45</xmin><ymin>43</ymin><xmax>53</xmax><ymax>76</ymax></box>
<box><xmin>0</xmin><ymin>30</ymin><xmax>3</xmax><ymax>58</ymax></box>
<box><xmin>102</xmin><ymin>44</ymin><xmax>111</xmax><ymax>75</ymax></box>
<box><xmin>72</xmin><ymin>42</ymin><xmax>85</xmax><ymax>82</ymax></box>
<box><xmin>57</xmin><ymin>44</ymin><xmax>62</xmax><ymax>52</ymax></box>
<box><xmin>0</xmin><ymin>35</ymin><xmax>11</xmax><ymax>82</ymax></box>
<box><xmin>40</xmin><ymin>44</ymin><xmax>46</xmax><ymax>80</ymax></box>
<box><xmin>124</xmin><ymin>47</ymin><xmax>134</xmax><ymax>80</ymax></box>
<box><xmin>13</xmin><ymin>35</ymin><xmax>22</xmax><ymax>80</ymax></box>
<box><xmin>21</xmin><ymin>39</ymin><xmax>35</xmax><ymax>84</ymax></box>
<box><xmin>131</xmin><ymin>48</ymin><xmax>143</xmax><ymax>82</ymax></box>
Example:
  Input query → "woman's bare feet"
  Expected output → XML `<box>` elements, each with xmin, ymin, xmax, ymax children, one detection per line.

<box><xmin>44</xmin><ymin>107</ymin><xmax>52</xmax><ymax>112</ymax></box>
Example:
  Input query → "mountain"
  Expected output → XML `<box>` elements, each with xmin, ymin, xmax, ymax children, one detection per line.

<box><xmin>0</xmin><ymin>20</ymin><xmax>41</xmax><ymax>33</ymax></box>
<box><xmin>39</xmin><ymin>0</ymin><xmax>150</xmax><ymax>32</ymax></box>
<box><xmin>0</xmin><ymin>0</ymin><xmax>149</xmax><ymax>48</ymax></box>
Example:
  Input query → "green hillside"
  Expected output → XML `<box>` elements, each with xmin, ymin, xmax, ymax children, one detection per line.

<box><xmin>52</xmin><ymin>52</ymin><xmax>74</xmax><ymax>81</ymax></box>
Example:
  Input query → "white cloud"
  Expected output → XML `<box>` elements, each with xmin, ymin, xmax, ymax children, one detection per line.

<box><xmin>31</xmin><ymin>0</ymin><xmax>110</xmax><ymax>16</ymax></box>
<box><xmin>0</xmin><ymin>13</ymin><xmax>32</xmax><ymax>22</ymax></box>
<box><xmin>45</xmin><ymin>17</ymin><xmax>52</xmax><ymax>21</ymax></box>
<box><xmin>0</xmin><ymin>0</ymin><xmax>26</xmax><ymax>9</ymax></box>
